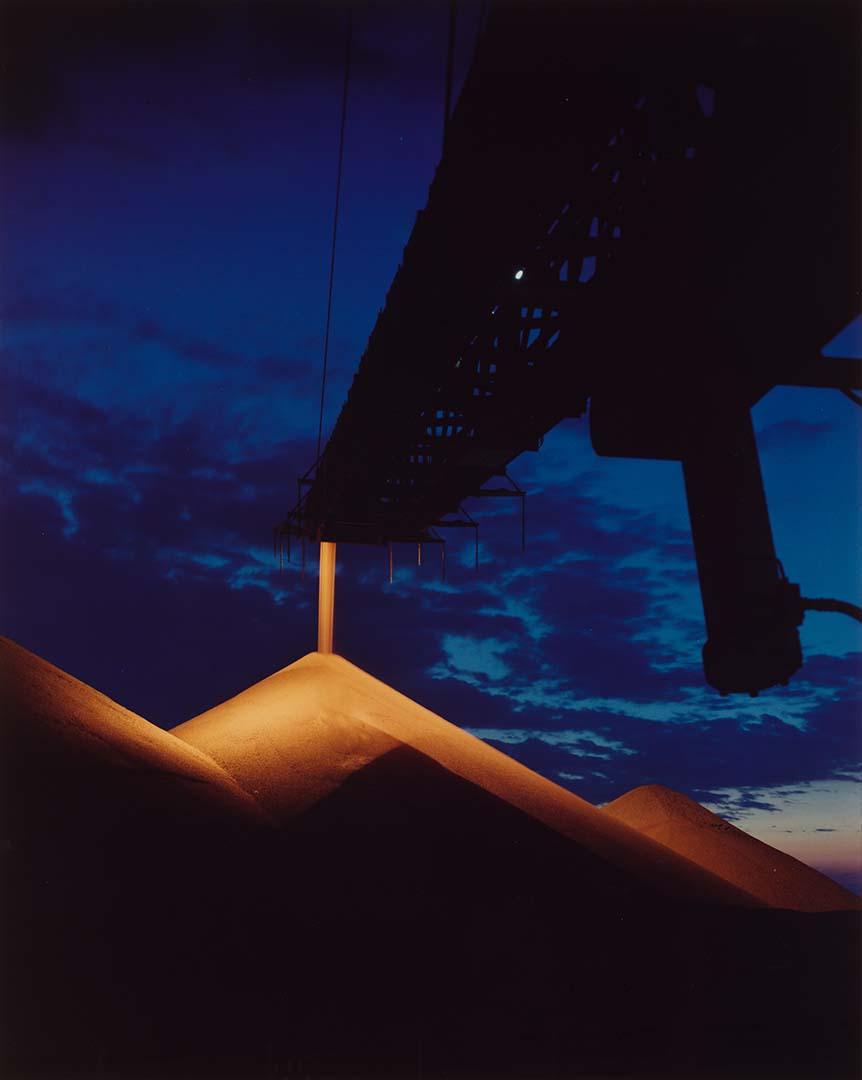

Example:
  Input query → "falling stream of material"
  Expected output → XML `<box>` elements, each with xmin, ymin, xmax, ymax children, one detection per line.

<box><xmin>318</xmin><ymin>542</ymin><xmax>336</xmax><ymax>654</ymax></box>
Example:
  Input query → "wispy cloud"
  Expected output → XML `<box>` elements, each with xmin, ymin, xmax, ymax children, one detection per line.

<box><xmin>756</xmin><ymin>418</ymin><xmax>834</xmax><ymax>453</ymax></box>
<box><xmin>466</xmin><ymin>726</ymin><xmax>637</xmax><ymax>760</ymax></box>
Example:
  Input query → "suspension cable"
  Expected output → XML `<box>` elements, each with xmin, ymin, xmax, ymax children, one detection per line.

<box><xmin>316</xmin><ymin>9</ymin><xmax>353</xmax><ymax>466</ymax></box>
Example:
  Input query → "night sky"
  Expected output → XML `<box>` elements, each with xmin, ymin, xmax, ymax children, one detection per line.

<box><xmin>2</xmin><ymin>0</ymin><xmax>860</xmax><ymax>890</ymax></box>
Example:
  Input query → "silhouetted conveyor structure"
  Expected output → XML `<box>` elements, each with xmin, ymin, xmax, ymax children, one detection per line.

<box><xmin>278</xmin><ymin>0</ymin><xmax>861</xmax><ymax>695</ymax></box>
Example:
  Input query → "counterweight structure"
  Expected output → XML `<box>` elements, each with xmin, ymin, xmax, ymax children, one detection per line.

<box><xmin>279</xmin><ymin>0</ymin><xmax>861</xmax><ymax>695</ymax></box>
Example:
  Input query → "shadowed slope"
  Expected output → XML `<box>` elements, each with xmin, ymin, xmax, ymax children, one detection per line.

<box><xmin>173</xmin><ymin>650</ymin><xmax>757</xmax><ymax>906</ymax></box>
<box><xmin>0</xmin><ymin>637</ymin><xmax>273</xmax><ymax>1076</ymax></box>
<box><xmin>262</xmin><ymin>743</ymin><xmax>859</xmax><ymax>1079</ymax></box>
<box><xmin>1</xmin><ymin>639</ymin><xmax>858</xmax><ymax>1079</ymax></box>
<box><xmin>0</xmin><ymin>635</ymin><xmax>270</xmax><ymax>829</ymax></box>
<box><xmin>603</xmin><ymin>784</ymin><xmax>860</xmax><ymax>912</ymax></box>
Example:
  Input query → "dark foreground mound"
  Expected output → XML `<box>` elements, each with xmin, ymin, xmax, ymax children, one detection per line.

<box><xmin>2</xmin><ymin>639</ymin><xmax>859</xmax><ymax>1079</ymax></box>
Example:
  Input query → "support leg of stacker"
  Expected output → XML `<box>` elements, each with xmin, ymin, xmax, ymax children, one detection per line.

<box><xmin>318</xmin><ymin>541</ymin><xmax>336</xmax><ymax>654</ymax></box>
<box><xmin>682</xmin><ymin>409</ymin><xmax>801</xmax><ymax>694</ymax></box>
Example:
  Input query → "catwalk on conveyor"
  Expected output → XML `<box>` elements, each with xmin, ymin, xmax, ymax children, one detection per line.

<box><xmin>278</xmin><ymin>0</ymin><xmax>862</xmax><ymax>696</ymax></box>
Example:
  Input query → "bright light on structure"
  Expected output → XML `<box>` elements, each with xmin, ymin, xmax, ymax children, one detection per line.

<box><xmin>514</xmin><ymin>268</ymin><xmax>525</xmax><ymax>280</ymax></box>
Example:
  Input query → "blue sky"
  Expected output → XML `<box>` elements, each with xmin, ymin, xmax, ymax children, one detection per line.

<box><xmin>2</xmin><ymin>0</ymin><xmax>860</xmax><ymax>890</ymax></box>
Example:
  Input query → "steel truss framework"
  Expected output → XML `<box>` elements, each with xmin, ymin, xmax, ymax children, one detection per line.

<box><xmin>277</xmin><ymin>0</ymin><xmax>861</xmax><ymax>694</ymax></box>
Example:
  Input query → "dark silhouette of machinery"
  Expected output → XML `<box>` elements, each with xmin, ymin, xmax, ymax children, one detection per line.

<box><xmin>277</xmin><ymin>0</ymin><xmax>861</xmax><ymax>696</ymax></box>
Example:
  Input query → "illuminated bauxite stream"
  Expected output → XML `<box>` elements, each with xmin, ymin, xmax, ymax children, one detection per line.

<box><xmin>317</xmin><ymin>541</ymin><xmax>336</xmax><ymax>654</ymax></box>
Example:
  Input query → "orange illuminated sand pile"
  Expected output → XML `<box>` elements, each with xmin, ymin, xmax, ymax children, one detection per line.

<box><xmin>0</xmin><ymin>635</ymin><xmax>268</xmax><ymax>828</ymax></box>
<box><xmin>2</xmin><ymin>636</ymin><xmax>859</xmax><ymax>1079</ymax></box>
<box><xmin>604</xmin><ymin>783</ymin><xmax>857</xmax><ymax>912</ymax></box>
<box><xmin>172</xmin><ymin>649</ymin><xmax>858</xmax><ymax>912</ymax></box>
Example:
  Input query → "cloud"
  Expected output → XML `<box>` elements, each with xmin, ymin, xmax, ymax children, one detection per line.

<box><xmin>466</xmin><ymin>727</ymin><xmax>637</xmax><ymax>760</ymax></box>
<box><xmin>756</xmin><ymin>418</ymin><xmax>834</xmax><ymax>453</ymax></box>
<box><xmin>132</xmin><ymin>320</ymin><xmax>238</xmax><ymax>370</ymax></box>
<box><xmin>1</xmin><ymin>310</ymin><xmax>325</xmax><ymax>470</ymax></box>
<box><xmin>473</xmin><ymin>687</ymin><xmax>861</xmax><ymax>808</ymax></box>
<box><xmin>436</xmin><ymin>635</ymin><xmax>514</xmax><ymax>681</ymax></box>
<box><xmin>697</xmin><ymin>778</ymin><xmax>862</xmax><ymax>890</ymax></box>
<box><xmin>4</xmin><ymin>393</ymin><xmax>859</xmax><ymax>813</ymax></box>
<box><xmin>1</xmin><ymin>357</ymin><xmax>317</xmax><ymax>623</ymax></box>
<box><xmin>2</xmin><ymin>0</ymin><xmax>857</xmax><ymax>890</ymax></box>
<box><xmin>0</xmin><ymin>471</ymin><xmax>315</xmax><ymax>726</ymax></box>
<box><xmin>18</xmin><ymin>479</ymin><xmax>79</xmax><ymax>537</ymax></box>
<box><xmin>2</xmin><ymin>285</ymin><xmax>857</xmax><ymax>822</ymax></box>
